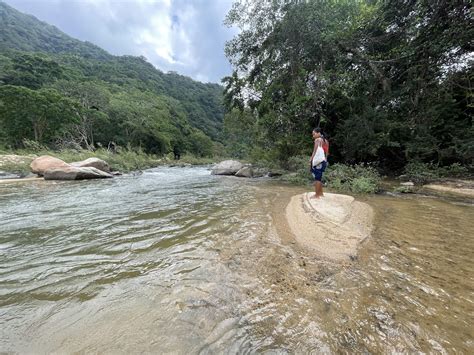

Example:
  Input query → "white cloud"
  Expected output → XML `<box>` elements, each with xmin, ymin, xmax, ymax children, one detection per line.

<box><xmin>4</xmin><ymin>0</ymin><xmax>237</xmax><ymax>82</ymax></box>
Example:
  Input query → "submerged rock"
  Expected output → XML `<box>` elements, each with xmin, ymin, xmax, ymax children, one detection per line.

<box><xmin>44</xmin><ymin>166</ymin><xmax>113</xmax><ymax>180</ymax></box>
<box><xmin>70</xmin><ymin>157</ymin><xmax>110</xmax><ymax>172</ymax></box>
<box><xmin>30</xmin><ymin>156</ymin><xmax>70</xmax><ymax>176</ymax></box>
<box><xmin>286</xmin><ymin>192</ymin><xmax>373</xmax><ymax>262</ymax></box>
<box><xmin>211</xmin><ymin>160</ymin><xmax>243</xmax><ymax>175</ymax></box>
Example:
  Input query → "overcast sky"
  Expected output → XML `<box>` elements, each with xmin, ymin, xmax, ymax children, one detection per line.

<box><xmin>4</xmin><ymin>0</ymin><xmax>238</xmax><ymax>83</ymax></box>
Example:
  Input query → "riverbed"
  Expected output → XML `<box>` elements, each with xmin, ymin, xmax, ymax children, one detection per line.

<box><xmin>0</xmin><ymin>166</ymin><xmax>472</xmax><ymax>353</ymax></box>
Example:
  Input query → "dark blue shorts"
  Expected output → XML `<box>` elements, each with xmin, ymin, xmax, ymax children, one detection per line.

<box><xmin>311</xmin><ymin>161</ymin><xmax>327</xmax><ymax>182</ymax></box>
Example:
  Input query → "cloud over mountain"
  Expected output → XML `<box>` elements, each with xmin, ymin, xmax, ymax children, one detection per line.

<box><xmin>4</xmin><ymin>0</ymin><xmax>237</xmax><ymax>83</ymax></box>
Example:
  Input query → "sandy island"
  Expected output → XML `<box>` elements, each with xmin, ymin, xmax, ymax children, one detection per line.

<box><xmin>285</xmin><ymin>192</ymin><xmax>374</xmax><ymax>262</ymax></box>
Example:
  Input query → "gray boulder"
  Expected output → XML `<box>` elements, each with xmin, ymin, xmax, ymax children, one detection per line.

<box><xmin>44</xmin><ymin>166</ymin><xmax>113</xmax><ymax>180</ymax></box>
<box><xmin>235</xmin><ymin>166</ymin><xmax>253</xmax><ymax>178</ymax></box>
<box><xmin>400</xmin><ymin>181</ymin><xmax>415</xmax><ymax>187</ymax></box>
<box><xmin>71</xmin><ymin>157</ymin><xmax>110</xmax><ymax>172</ymax></box>
<box><xmin>211</xmin><ymin>160</ymin><xmax>243</xmax><ymax>175</ymax></box>
<box><xmin>30</xmin><ymin>156</ymin><xmax>70</xmax><ymax>176</ymax></box>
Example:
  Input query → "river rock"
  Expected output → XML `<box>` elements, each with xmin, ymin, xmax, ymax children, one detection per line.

<box><xmin>235</xmin><ymin>166</ymin><xmax>253</xmax><ymax>178</ymax></box>
<box><xmin>253</xmin><ymin>168</ymin><xmax>268</xmax><ymax>178</ymax></box>
<box><xmin>286</xmin><ymin>192</ymin><xmax>373</xmax><ymax>262</ymax></box>
<box><xmin>400</xmin><ymin>181</ymin><xmax>415</xmax><ymax>186</ymax></box>
<box><xmin>268</xmin><ymin>169</ymin><xmax>284</xmax><ymax>177</ymax></box>
<box><xmin>211</xmin><ymin>160</ymin><xmax>243</xmax><ymax>175</ymax></box>
<box><xmin>30</xmin><ymin>156</ymin><xmax>70</xmax><ymax>176</ymax></box>
<box><xmin>43</xmin><ymin>166</ymin><xmax>113</xmax><ymax>180</ymax></box>
<box><xmin>70</xmin><ymin>157</ymin><xmax>110</xmax><ymax>172</ymax></box>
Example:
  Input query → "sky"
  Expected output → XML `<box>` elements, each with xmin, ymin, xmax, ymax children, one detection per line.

<box><xmin>4</xmin><ymin>0</ymin><xmax>238</xmax><ymax>83</ymax></box>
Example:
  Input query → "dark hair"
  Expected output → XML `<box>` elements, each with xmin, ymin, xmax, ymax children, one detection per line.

<box><xmin>313</xmin><ymin>127</ymin><xmax>329</xmax><ymax>141</ymax></box>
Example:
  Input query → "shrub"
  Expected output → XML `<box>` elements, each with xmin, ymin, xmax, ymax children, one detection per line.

<box><xmin>351</xmin><ymin>176</ymin><xmax>379</xmax><ymax>194</ymax></box>
<box><xmin>403</xmin><ymin>162</ymin><xmax>440</xmax><ymax>184</ymax></box>
<box><xmin>324</xmin><ymin>163</ymin><xmax>381</xmax><ymax>194</ymax></box>
<box><xmin>403</xmin><ymin>161</ymin><xmax>469</xmax><ymax>184</ymax></box>
<box><xmin>442</xmin><ymin>163</ymin><xmax>468</xmax><ymax>177</ymax></box>
<box><xmin>280</xmin><ymin>155</ymin><xmax>312</xmax><ymax>185</ymax></box>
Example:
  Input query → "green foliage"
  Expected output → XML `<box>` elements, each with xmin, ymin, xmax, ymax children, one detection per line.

<box><xmin>2</xmin><ymin>53</ymin><xmax>63</xmax><ymax>89</ymax></box>
<box><xmin>186</xmin><ymin>130</ymin><xmax>214</xmax><ymax>157</ymax></box>
<box><xmin>325</xmin><ymin>163</ymin><xmax>381</xmax><ymax>194</ymax></box>
<box><xmin>0</xmin><ymin>85</ymin><xmax>80</xmax><ymax>147</ymax></box>
<box><xmin>223</xmin><ymin>0</ymin><xmax>472</xmax><ymax>170</ymax></box>
<box><xmin>394</xmin><ymin>185</ymin><xmax>415</xmax><ymax>194</ymax></box>
<box><xmin>403</xmin><ymin>161</ymin><xmax>470</xmax><ymax>184</ymax></box>
<box><xmin>0</xmin><ymin>2</ymin><xmax>110</xmax><ymax>59</ymax></box>
<box><xmin>403</xmin><ymin>162</ymin><xmax>440</xmax><ymax>184</ymax></box>
<box><xmin>222</xmin><ymin>108</ymin><xmax>255</xmax><ymax>158</ymax></box>
<box><xmin>280</xmin><ymin>155</ymin><xmax>312</xmax><ymax>185</ymax></box>
<box><xmin>0</xmin><ymin>2</ymin><xmax>225</xmax><ymax>157</ymax></box>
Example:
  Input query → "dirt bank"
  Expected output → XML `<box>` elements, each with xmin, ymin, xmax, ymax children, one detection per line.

<box><xmin>285</xmin><ymin>192</ymin><xmax>374</xmax><ymax>262</ymax></box>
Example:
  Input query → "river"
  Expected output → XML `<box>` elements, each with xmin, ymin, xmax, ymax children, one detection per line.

<box><xmin>0</xmin><ymin>166</ymin><xmax>472</xmax><ymax>353</ymax></box>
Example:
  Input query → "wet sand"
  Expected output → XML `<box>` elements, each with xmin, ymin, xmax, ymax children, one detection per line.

<box><xmin>285</xmin><ymin>192</ymin><xmax>373</xmax><ymax>261</ymax></box>
<box><xmin>422</xmin><ymin>183</ymin><xmax>474</xmax><ymax>199</ymax></box>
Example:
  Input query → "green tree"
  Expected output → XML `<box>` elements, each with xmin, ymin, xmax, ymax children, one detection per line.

<box><xmin>1</xmin><ymin>53</ymin><xmax>63</xmax><ymax>89</ymax></box>
<box><xmin>224</xmin><ymin>0</ymin><xmax>472</xmax><ymax>168</ymax></box>
<box><xmin>0</xmin><ymin>85</ymin><xmax>80</xmax><ymax>147</ymax></box>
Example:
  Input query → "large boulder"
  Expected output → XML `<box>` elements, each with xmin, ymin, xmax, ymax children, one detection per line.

<box><xmin>30</xmin><ymin>156</ymin><xmax>70</xmax><ymax>176</ymax></box>
<box><xmin>211</xmin><ymin>160</ymin><xmax>243</xmax><ymax>175</ymax></box>
<box><xmin>235</xmin><ymin>166</ymin><xmax>253</xmax><ymax>178</ymax></box>
<box><xmin>44</xmin><ymin>166</ymin><xmax>113</xmax><ymax>180</ymax></box>
<box><xmin>70</xmin><ymin>157</ymin><xmax>110</xmax><ymax>173</ymax></box>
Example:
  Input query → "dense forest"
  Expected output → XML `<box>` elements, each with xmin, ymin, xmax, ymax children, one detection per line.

<box><xmin>0</xmin><ymin>1</ymin><xmax>224</xmax><ymax>157</ymax></box>
<box><xmin>222</xmin><ymin>0</ymin><xmax>473</xmax><ymax>171</ymax></box>
<box><xmin>0</xmin><ymin>1</ymin><xmax>472</xmax><ymax>171</ymax></box>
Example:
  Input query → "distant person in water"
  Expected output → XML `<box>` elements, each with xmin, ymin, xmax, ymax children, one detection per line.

<box><xmin>310</xmin><ymin>128</ymin><xmax>329</xmax><ymax>199</ymax></box>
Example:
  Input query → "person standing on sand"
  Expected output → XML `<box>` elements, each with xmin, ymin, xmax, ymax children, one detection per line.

<box><xmin>309</xmin><ymin>128</ymin><xmax>328</xmax><ymax>199</ymax></box>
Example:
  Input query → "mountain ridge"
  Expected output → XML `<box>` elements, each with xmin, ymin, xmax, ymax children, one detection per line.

<box><xmin>0</xmin><ymin>1</ymin><xmax>225</xmax><ymax>154</ymax></box>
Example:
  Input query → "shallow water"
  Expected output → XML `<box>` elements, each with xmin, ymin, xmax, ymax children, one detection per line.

<box><xmin>0</xmin><ymin>167</ymin><xmax>472</xmax><ymax>353</ymax></box>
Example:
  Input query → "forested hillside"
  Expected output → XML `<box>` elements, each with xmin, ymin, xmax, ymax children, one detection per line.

<box><xmin>223</xmin><ymin>0</ymin><xmax>472</xmax><ymax>171</ymax></box>
<box><xmin>0</xmin><ymin>1</ymin><xmax>224</xmax><ymax>156</ymax></box>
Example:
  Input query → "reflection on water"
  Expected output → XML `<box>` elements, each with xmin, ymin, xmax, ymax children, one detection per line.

<box><xmin>0</xmin><ymin>167</ymin><xmax>472</xmax><ymax>353</ymax></box>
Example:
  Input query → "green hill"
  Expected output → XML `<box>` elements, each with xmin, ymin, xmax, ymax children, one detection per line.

<box><xmin>0</xmin><ymin>1</ymin><xmax>224</xmax><ymax>156</ymax></box>
<box><xmin>0</xmin><ymin>1</ymin><xmax>110</xmax><ymax>59</ymax></box>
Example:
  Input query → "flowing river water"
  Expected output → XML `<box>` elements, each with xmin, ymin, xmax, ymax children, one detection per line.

<box><xmin>0</xmin><ymin>166</ymin><xmax>473</xmax><ymax>353</ymax></box>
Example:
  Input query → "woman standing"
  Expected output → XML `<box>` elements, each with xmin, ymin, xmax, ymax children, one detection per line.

<box><xmin>309</xmin><ymin>128</ymin><xmax>328</xmax><ymax>199</ymax></box>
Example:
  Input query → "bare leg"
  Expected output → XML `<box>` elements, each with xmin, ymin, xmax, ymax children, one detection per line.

<box><xmin>311</xmin><ymin>181</ymin><xmax>322</xmax><ymax>199</ymax></box>
<box><xmin>318</xmin><ymin>181</ymin><xmax>324</xmax><ymax>197</ymax></box>
<box><xmin>310</xmin><ymin>182</ymin><xmax>318</xmax><ymax>198</ymax></box>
